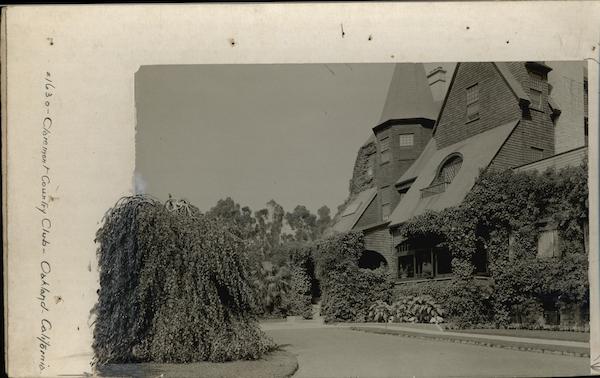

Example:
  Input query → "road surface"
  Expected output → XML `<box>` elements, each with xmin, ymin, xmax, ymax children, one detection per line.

<box><xmin>266</xmin><ymin>327</ymin><xmax>588</xmax><ymax>377</ymax></box>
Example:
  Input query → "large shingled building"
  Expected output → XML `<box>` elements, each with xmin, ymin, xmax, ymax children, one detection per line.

<box><xmin>332</xmin><ymin>61</ymin><xmax>588</xmax><ymax>280</ymax></box>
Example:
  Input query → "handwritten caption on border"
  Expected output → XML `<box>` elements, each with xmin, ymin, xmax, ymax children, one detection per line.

<box><xmin>36</xmin><ymin>71</ymin><xmax>54</xmax><ymax>372</ymax></box>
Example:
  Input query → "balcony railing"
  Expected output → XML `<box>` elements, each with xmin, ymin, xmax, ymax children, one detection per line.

<box><xmin>420</xmin><ymin>181</ymin><xmax>449</xmax><ymax>198</ymax></box>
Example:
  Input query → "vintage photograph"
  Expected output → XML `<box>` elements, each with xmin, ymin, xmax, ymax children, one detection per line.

<box><xmin>91</xmin><ymin>61</ymin><xmax>590</xmax><ymax>377</ymax></box>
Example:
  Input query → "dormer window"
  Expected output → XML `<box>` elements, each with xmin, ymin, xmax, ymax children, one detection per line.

<box><xmin>466</xmin><ymin>84</ymin><xmax>480</xmax><ymax>122</ymax></box>
<box><xmin>529</xmin><ymin>72</ymin><xmax>544</xmax><ymax>111</ymax></box>
<box><xmin>421</xmin><ymin>154</ymin><xmax>463</xmax><ymax>198</ymax></box>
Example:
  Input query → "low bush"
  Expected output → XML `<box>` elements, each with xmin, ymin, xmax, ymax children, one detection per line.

<box><xmin>368</xmin><ymin>300</ymin><xmax>391</xmax><ymax>323</ymax></box>
<box><xmin>367</xmin><ymin>295</ymin><xmax>444</xmax><ymax>324</ymax></box>
<box><xmin>394</xmin><ymin>279</ymin><xmax>492</xmax><ymax>328</ymax></box>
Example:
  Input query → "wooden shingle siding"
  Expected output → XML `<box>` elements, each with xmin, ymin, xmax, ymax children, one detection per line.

<box><xmin>364</xmin><ymin>226</ymin><xmax>396</xmax><ymax>277</ymax></box>
<box><xmin>354</xmin><ymin>193</ymin><xmax>379</xmax><ymax>228</ymax></box>
<box><xmin>435</xmin><ymin>62</ymin><xmax>521</xmax><ymax>149</ymax></box>
<box><xmin>514</xmin><ymin>146</ymin><xmax>587</xmax><ymax>173</ymax></box>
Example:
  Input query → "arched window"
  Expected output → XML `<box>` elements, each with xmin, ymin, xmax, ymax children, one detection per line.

<box><xmin>433</xmin><ymin>154</ymin><xmax>463</xmax><ymax>185</ymax></box>
<box><xmin>421</xmin><ymin>154</ymin><xmax>463</xmax><ymax>198</ymax></box>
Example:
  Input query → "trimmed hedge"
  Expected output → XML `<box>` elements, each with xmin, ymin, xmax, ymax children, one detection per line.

<box><xmin>93</xmin><ymin>196</ymin><xmax>275</xmax><ymax>365</ymax></box>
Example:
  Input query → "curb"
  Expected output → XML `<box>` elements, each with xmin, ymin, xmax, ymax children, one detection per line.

<box><xmin>349</xmin><ymin>326</ymin><xmax>590</xmax><ymax>358</ymax></box>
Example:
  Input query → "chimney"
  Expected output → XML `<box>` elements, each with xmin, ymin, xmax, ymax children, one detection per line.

<box><xmin>427</xmin><ymin>66</ymin><xmax>447</xmax><ymax>103</ymax></box>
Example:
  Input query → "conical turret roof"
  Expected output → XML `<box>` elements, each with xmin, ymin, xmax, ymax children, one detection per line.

<box><xmin>379</xmin><ymin>63</ymin><xmax>438</xmax><ymax>124</ymax></box>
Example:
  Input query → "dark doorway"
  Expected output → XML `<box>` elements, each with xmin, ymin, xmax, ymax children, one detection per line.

<box><xmin>305</xmin><ymin>257</ymin><xmax>321</xmax><ymax>304</ymax></box>
<box><xmin>358</xmin><ymin>250</ymin><xmax>388</xmax><ymax>270</ymax></box>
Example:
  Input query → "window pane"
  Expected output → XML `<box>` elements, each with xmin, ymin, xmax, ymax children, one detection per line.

<box><xmin>380</xmin><ymin>137</ymin><xmax>390</xmax><ymax>151</ymax></box>
<box><xmin>472</xmin><ymin>249</ymin><xmax>488</xmax><ymax>274</ymax></box>
<box><xmin>399</xmin><ymin>133</ymin><xmax>414</xmax><ymax>147</ymax></box>
<box><xmin>381</xmin><ymin>186</ymin><xmax>391</xmax><ymax>204</ymax></box>
<box><xmin>530</xmin><ymin>147</ymin><xmax>544</xmax><ymax>162</ymax></box>
<box><xmin>399</xmin><ymin>255</ymin><xmax>414</xmax><ymax>279</ymax></box>
<box><xmin>381</xmin><ymin>150</ymin><xmax>390</xmax><ymax>163</ymax></box>
<box><xmin>530</xmin><ymin>72</ymin><xmax>544</xmax><ymax>91</ymax></box>
<box><xmin>530</xmin><ymin>89</ymin><xmax>542</xmax><ymax>109</ymax></box>
<box><xmin>435</xmin><ymin>248</ymin><xmax>452</xmax><ymax>275</ymax></box>
<box><xmin>537</xmin><ymin>229</ymin><xmax>559</xmax><ymax>258</ymax></box>
<box><xmin>467</xmin><ymin>102</ymin><xmax>480</xmax><ymax>121</ymax></box>
<box><xmin>415</xmin><ymin>250</ymin><xmax>433</xmax><ymax>278</ymax></box>
<box><xmin>342</xmin><ymin>200</ymin><xmax>362</xmax><ymax>217</ymax></box>
<box><xmin>466</xmin><ymin>84</ymin><xmax>479</xmax><ymax>104</ymax></box>
<box><xmin>382</xmin><ymin>203</ymin><xmax>391</xmax><ymax>219</ymax></box>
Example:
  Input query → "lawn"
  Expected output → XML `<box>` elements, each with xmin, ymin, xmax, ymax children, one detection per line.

<box><xmin>452</xmin><ymin>328</ymin><xmax>589</xmax><ymax>342</ymax></box>
<box><xmin>96</xmin><ymin>349</ymin><xmax>298</xmax><ymax>378</ymax></box>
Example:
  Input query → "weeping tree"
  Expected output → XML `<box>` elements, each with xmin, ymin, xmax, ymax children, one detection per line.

<box><xmin>92</xmin><ymin>195</ymin><xmax>275</xmax><ymax>365</ymax></box>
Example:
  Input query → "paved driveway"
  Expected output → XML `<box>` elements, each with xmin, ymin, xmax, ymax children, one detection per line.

<box><xmin>266</xmin><ymin>327</ymin><xmax>589</xmax><ymax>377</ymax></box>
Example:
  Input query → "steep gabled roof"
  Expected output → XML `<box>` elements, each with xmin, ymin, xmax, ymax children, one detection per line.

<box><xmin>495</xmin><ymin>62</ymin><xmax>531</xmax><ymax>106</ymax></box>
<box><xmin>432</xmin><ymin>62</ymin><xmax>531</xmax><ymax>136</ymax></box>
<box><xmin>389</xmin><ymin>119</ymin><xmax>519</xmax><ymax>227</ymax></box>
<box><xmin>378</xmin><ymin>63</ymin><xmax>438</xmax><ymax>124</ymax></box>
<box><xmin>395</xmin><ymin>138</ymin><xmax>438</xmax><ymax>187</ymax></box>
<box><xmin>331</xmin><ymin>187</ymin><xmax>378</xmax><ymax>233</ymax></box>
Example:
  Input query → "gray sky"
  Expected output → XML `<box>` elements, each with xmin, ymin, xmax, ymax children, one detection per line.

<box><xmin>135</xmin><ymin>63</ymin><xmax>451</xmax><ymax>214</ymax></box>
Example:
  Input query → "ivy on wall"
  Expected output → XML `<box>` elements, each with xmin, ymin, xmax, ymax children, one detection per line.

<box><xmin>396</xmin><ymin>162</ymin><xmax>588</xmax><ymax>327</ymax></box>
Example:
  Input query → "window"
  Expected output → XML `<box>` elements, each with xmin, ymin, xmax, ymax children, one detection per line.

<box><xmin>399</xmin><ymin>133</ymin><xmax>414</xmax><ymax>147</ymax></box>
<box><xmin>529</xmin><ymin>72</ymin><xmax>544</xmax><ymax>110</ymax></box>
<box><xmin>508</xmin><ymin>232</ymin><xmax>516</xmax><ymax>261</ymax></box>
<box><xmin>472</xmin><ymin>249</ymin><xmax>488</xmax><ymax>275</ymax></box>
<box><xmin>342</xmin><ymin>200</ymin><xmax>362</xmax><ymax>217</ymax></box>
<box><xmin>530</xmin><ymin>88</ymin><xmax>543</xmax><ymax>110</ymax></box>
<box><xmin>398</xmin><ymin>255</ymin><xmax>414</xmax><ymax>279</ymax></box>
<box><xmin>381</xmin><ymin>186</ymin><xmax>391</xmax><ymax>219</ymax></box>
<box><xmin>530</xmin><ymin>147</ymin><xmax>544</xmax><ymax>162</ymax></box>
<box><xmin>421</xmin><ymin>154</ymin><xmax>463</xmax><ymax>198</ymax></box>
<box><xmin>382</xmin><ymin>203</ymin><xmax>391</xmax><ymax>220</ymax></box>
<box><xmin>585</xmin><ymin>117</ymin><xmax>589</xmax><ymax>145</ymax></box>
<box><xmin>379</xmin><ymin>137</ymin><xmax>390</xmax><ymax>164</ymax></box>
<box><xmin>435</xmin><ymin>248</ymin><xmax>453</xmax><ymax>275</ymax></box>
<box><xmin>466</xmin><ymin>84</ymin><xmax>480</xmax><ymax>122</ymax></box>
<box><xmin>537</xmin><ymin>229</ymin><xmax>561</xmax><ymax>258</ymax></box>
<box><xmin>530</xmin><ymin>72</ymin><xmax>544</xmax><ymax>91</ymax></box>
<box><xmin>366</xmin><ymin>154</ymin><xmax>375</xmax><ymax>176</ymax></box>
<box><xmin>397</xmin><ymin>245</ymin><xmax>454</xmax><ymax>280</ymax></box>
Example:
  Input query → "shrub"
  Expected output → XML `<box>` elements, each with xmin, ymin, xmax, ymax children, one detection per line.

<box><xmin>93</xmin><ymin>195</ymin><xmax>275</xmax><ymax>365</ymax></box>
<box><xmin>315</xmin><ymin>232</ymin><xmax>394</xmax><ymax>322</ymax></box>
<box><xmin>394</xmin><ymin>279</ymin><xmax>492</xmax><ymax>328</ymax></box>
<box><xmin>368</xmin><ymin>300</ymin><xmax>391</xmax><ymax>323</ymax></box>
<box><xmin>409</xmin><ymin>295</ymin><xmax>444</xmax><ymax>323</ymax></box>
<box><xmin>283</xmin><ymin>265</ymin><xmax>313</xmax><ymax>319</ymax></box>
<box><xmin>367</xmin><ymin>295</ymin><xmax>445</xmax><ymax>324</ymax></box>
<box><xmin>389</xmin><ymin>296</ymin><xmax>412</xmax><ymax>323</ymax></box>
<box><xmin>252</xmin><ymin>262</ymin><xmax>291</xmax><ymax>316</ymax></box>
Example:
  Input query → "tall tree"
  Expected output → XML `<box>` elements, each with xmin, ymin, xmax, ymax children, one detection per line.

<box><xmin>316</xmin><ymin>205</ymin><xmax>332</xmax><ymax>238</ymax></box>
<box><xmin>285</xmin><ymin>205</ymin><xmax>318</xmax><ymax>242</ymax></box>
<box><xmin>206</xmin><ymin>197</ymin><xmax>256</xmax><ymax>240</ymax></box>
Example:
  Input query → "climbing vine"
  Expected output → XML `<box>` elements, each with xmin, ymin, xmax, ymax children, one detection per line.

<box><xmin>396</xmin><ymin>162</ymin><xmax>588</xmax><ymax>327</ymax></box>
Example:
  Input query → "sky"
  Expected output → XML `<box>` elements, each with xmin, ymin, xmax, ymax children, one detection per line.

<box><xmin>135</xmin><ymin>63</ymin><xmax>452</xmax><ymax>214</ymax></box>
